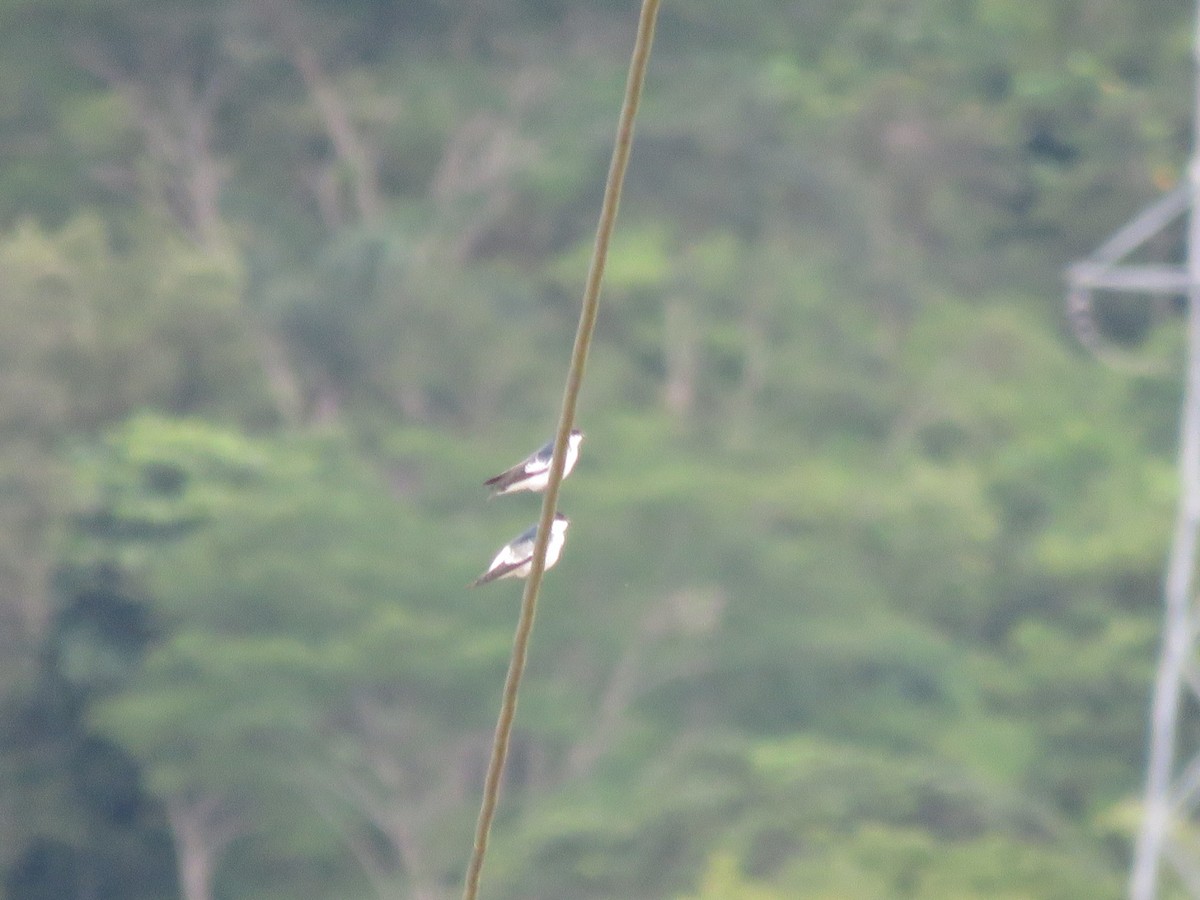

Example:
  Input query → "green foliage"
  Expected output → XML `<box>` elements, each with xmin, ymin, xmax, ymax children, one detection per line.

<box><xmin>0</xmin><ymin>1</ymin><xmax>1192</xmax><ymax>898</ymax></box>
<box><xmin>677</xmin><ymin>853</ymin><xmax>789</xmax><ymax>900</ymax></box>
<box><xmin>0</xmin><ymin>216</ymin><xmax>275</xmax><ymax>430</ymax></box>
<box><xmin>69</xmin><ymin>417</ymin><xmax>520</xmax><ymax>896</ymax></box>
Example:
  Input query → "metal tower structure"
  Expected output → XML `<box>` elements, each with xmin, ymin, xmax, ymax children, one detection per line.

<box><xmin>1066</xmin><ymin>5</ymin><xmax>1200</xmax><ymax>897</ymax></box>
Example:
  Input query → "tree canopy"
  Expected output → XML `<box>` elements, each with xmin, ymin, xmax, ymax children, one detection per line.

<box><xmin>0</xmin><ymin>1</ymin><xmax>1194</xmax><ymax>898</ymax></box>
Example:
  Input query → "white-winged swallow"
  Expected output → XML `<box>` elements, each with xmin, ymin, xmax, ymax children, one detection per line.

<box><xmin>484</xmin><ymin>430</ymin><xmax>584</xmax><ymax>497</ymax></box>
<box><xmin>471</xmin><ymin>513</ymin><xmax>571</xmax><ymax>587</ymax></box>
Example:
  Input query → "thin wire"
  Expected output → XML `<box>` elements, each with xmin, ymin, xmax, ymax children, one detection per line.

<box><xmin>460</xmin><ymin>3</ymin><xmax>661</xmax><ymax>898</ymax></box>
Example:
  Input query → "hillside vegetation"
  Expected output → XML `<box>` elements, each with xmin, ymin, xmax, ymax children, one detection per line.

<box><xmin>0</xmin><ymin>1</ymin><xmax>1194</xmax><ymax>897</ymax></box>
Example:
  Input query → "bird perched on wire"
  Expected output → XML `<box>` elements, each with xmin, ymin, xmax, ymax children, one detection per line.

<box><xmin>484</xmin><ymin>430</ymin><xmax>584</xmax><ymax>497</ymax></box>
<box><xmin>471</xmin><ymin>514</ymin><xmax>570</xmax><ymax>587</ymax></box>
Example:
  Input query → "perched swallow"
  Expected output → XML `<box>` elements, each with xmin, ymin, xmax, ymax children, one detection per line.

<box><xmin>471</xmin><ymin>513</ymin><xmax>571</xmax><ymax>587</ymax></box>
<box><xmin>484</xmin><ymin>430</ymin><xmax>584</xmax><ymax>497</ymax></box>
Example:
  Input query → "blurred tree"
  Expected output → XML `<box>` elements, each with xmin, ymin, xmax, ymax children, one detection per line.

<box><xmin>0</xmin><ymin>560</ymin><xmax>176</xmax><ymax>900</ymax></box>
<box><xmin>0</xmin><ymin>211</ymin><xmax>272</xmax><ymax>708</ymax></box>
<box><xmin>66</xmin><ymin>0</ymin><xmax>245</xmax><ymax>249</ymax></box>
<box><xmin>72</xmin><ymin>416</ymin><xmax>511</xmax><ymax>898</ymax></box>
<box><xmin>253</xmin><ymin>0</ymin><xmax>384</xmax><ymax>226</ymax></box>
<box><xmin>0</xmin><ymin>0</ymin><xmax>1191</xmax><ymax>897</ymax></box>
<box><xmin>676</xmin><ymin>853</ymin><xmax>789</xmax><ymax>900</ymax></box>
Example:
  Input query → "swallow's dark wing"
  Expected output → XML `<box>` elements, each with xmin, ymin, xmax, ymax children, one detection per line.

<box><xmin>483</xmin><ymin>438</ymin><xmax>555</xmax><ymax>490</ymax></box>
<box><xmin>470</xmin><ymin>524</ymin><xmax>538</xmax><ymax>586</ymax></box>
<box><xmin>471</xmin><ymin>555</ymin><xmax>530</xmax><ymax>586</ymax></box>
<box><xmin>483</xmin><ymin>462</ymin><xmax>525</xmax><ymax>490</ymax></box>
<box><xmin>526</xmin><ymin>438</ymin><xmax>556</xmax><ymax>469</ymax></box>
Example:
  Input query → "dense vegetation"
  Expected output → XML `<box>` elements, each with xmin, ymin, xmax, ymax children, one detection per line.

<box><xmin>0</xmin><ymin>1</ymin><xmax>1195</xmax><ymax>897</ymax></box>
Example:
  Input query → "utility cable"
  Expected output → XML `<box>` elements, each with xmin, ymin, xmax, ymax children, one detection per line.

<box><xmin>460</xmin><ymin>2</ymin><xmax>661</xmax><ymax>897</ymax></box>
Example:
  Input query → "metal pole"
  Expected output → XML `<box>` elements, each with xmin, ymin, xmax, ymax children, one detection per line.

<box><xmin>1129</xmin><ymin>5</ymin><xmax>1200</xmax><ymax>896</ymax></box>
